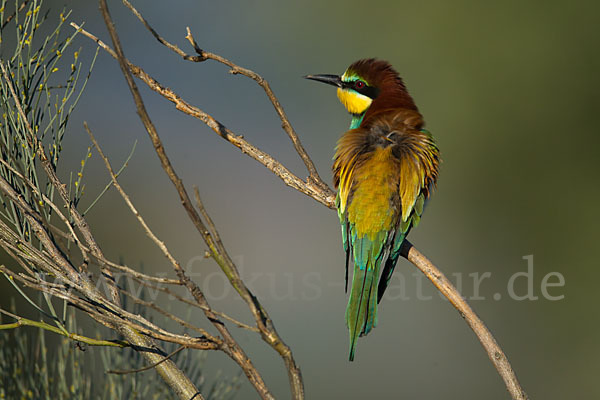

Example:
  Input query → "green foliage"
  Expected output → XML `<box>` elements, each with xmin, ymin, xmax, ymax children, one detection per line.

<box><xmin>0</xmin><ymin>0</ymin><xmax>97</xmax><ymax>243</ymax></box>
<box><xmin>0</xmin><ymin>301</ymin><xmax>93</xmax><ymax>400</ymax></box>
<box><xmin>0</xmin><ymin>0</ymin><xmax>99</xmax><ymax>352</ymax></box>
<box><xmin>0</xmin><ymin>301</ymin><xmax>241</xmax><ymax>400</ymax></box>
<box><xmin>0</xmin><ymin>3</ymin><xmax>241</xmax><ymax>399</ymax></box>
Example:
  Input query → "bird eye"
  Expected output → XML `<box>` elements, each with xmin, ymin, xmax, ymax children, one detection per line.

<box><xmin>354</xmin><ymin>80</ymin><xmax>365</xmax><ymax>89</ymax></box>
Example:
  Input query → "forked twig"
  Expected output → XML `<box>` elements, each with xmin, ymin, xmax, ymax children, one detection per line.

<box><xmin>130</xmin><ymin>275</ymin><xmax>259</xmax><ymax>333</ymax></box>
<box><xmin>69</xmin><ymin>21</ymin><xmax>335</xmax><ymax>209</ymax></box>
<box><xmin>121</xmin><ymin>0</ymin><xmax>328</xmax><ymax>192</ymax></box>
<box><xmin>89</xmin><ymin>4</ymin><xmax>277</xmax><ymax>396</ymax></box>
<box><xmin>107</xmin><ymin>345</ymin><xmax>186</xmax><ymax>375</ymax></box>
<box><xmin>1</xmin><ymin>52</ymin><xmax>203</xmax><ymax>400</ymax></box>
<box><xmin>0</xmin><ymin>308</ymin><xmax>129</xmax><ymax>347</ymax></box>
<box><xmin>79</xmin><ymin>2</ymin><xmax>528</xmax><ymax>400</ymax></box>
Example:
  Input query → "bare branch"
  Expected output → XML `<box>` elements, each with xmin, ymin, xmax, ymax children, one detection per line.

<box><xmin>186</xmin><ymin>27</ymin><xmax>330</xmax><ymax>190</ymax></box>
<box><xmin>193</xmin><ymin>186</ymin><xmax>227</xmax><ymax>255</ymax></box>
<box><xmin>120</xmin><ymin>0</ymin><xmax>203</xmax><ymax>62</ymax></box>
<box><xmin>71</xmin><ymin>3</ymin><xmax>528</xmax><ymax>400</ymax></box>
<box><xmin>83</xmin><ymin>18</ymin><xmax>274</xmax><ymax>385</ymax></box>
<box><xmin>84</xmin><ymin>8</ymin><xmax>306</xmax><ymax>394</ymax></box>
<box><xmin>131</xmin><ymin>276</ymin><xmax>260</xmax><ymax>333</ymax></box>
<box><xmin>121</xmin><ymin>0</ymin><xmax>328</xmax><ymax>192</ymax></box>
<box><xmin>0</xmin><ymin>308</ymin><xmax>129</xmax><ymax>347</ymax></box>
<box><xmin>70</xmin><ymin>21</ymin><xmax>336</xmax><ymax>209</ymax></box>
<box><xmin>402</xmin><ymin>241</ymin><xmax>528</xmax><ymax>400</ymax></box>
<box><xmin>119</xmin><ymin>288</ymin><xmax>213</xmax><ymax>338</ymax></box>
<box><xmin>1</xmin><ymin>56</ymin><xmax>203</xmax><ymax>400</ymax></box>
<box><xmin>47</xmin><ymin>222</ymin><xmax>183</xmax><ymax>285</ymax></box>
<box><xmin>2</xmin><ymin>266</ymin><xmax>219</xmax><ymax>351</ymax></box>
<box><xmin>107</xmin><ymin>345</ymin><xmax>186</xmax><ymax>375</ymax></box>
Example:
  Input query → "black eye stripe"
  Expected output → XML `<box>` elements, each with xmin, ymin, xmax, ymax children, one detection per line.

<box><xmin>342</xmin><ymin>81</ymin><xmax>380</xmax><ymax>100</ymax></box>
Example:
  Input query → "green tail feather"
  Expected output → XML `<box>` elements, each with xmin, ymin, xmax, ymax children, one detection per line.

<box><xmin>346</xmin><ymin>232</ymin><xmax>384</xmax><ymax>361</ymax></box>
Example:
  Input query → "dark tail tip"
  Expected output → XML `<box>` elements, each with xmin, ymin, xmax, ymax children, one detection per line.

<box><xmin>349</xmin><ymin>339</ymin><xmax>356</xmax><ymax>361</ymax></box>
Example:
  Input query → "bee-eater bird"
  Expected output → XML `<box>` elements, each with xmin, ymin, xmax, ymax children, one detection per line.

<box><xmin>305</xmin><ymin>59</ymin><xmax>440</xmax><ymax>361</ymax></box>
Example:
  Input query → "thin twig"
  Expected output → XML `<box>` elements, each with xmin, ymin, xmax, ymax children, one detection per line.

<box><xmin>0</xmin><ymin>157</ymin><xmax>91</xmax><ymax>267</ymax></box>
<box><xmin>120</xmin><ymin>0</ymin><xmax>203</xmax><ymax>62</ymax></box>
<box><xmin>87</xmin><ymin>8</ymin><xmax>305</xmax><ymax>394</ymax></box>
<box><xmin>182</xmin><ymin>26</ymin><xmax>330</xmax><ymax>192</ymax></box>
<box><xmin>200</xmin><ymin>127</ymin><xmax>308</xmax><ymax>393</ymax></box>
<box><xmin>107</xmin><ymin>345</ymin><xmax>186</xmax><ymax>375</ymax></box>
<box><xmin>0</xmin><ymin>308</ymin><xmax>130</xmax><ymax>347</ymax></box>
<box><xmin>78</xmin><ymin>4</ymin><xmax>526</xmax><ymax>400</ymax></box>
<box><xmin>131</xmin><ymin>276</ymin><xmax>259</xmax><ymax>333</ymax></box>
<box><xmin>1</xmin><ymin>58</ymin><xmax>202</xmax><ymax>400</ymax></box>
<box><xmin>121</xmin><ymin>0</ymin><xmax>326</xmax><ymax>191</ymax></box>
<box><xmin>193</xmin><ymin>186</ymin><xmax>227</xmax><ymax>255</ymax></box>
<box><xmin>86</xmin><ymin>110</ymin><xmax>272</xmax><ymax>399</ymax></box>
<box><xmin>119</xmin><ymin>288</ymin><xmax>213</xmax><ymax>338</ymax></box>
<box><xmin>48</xmin><ymin>222</ymin><xmax>183</xmax><ymax>285</ymax></box>
<box><xmin>95</xmin><ymin>2</ymin><xmax>282</xmax><ymax>398</ymax></box>
<box><xmin>0</xmin><ymin>142</ymin><xmax>183</xmax><ymax>287</ymax></box>
<box><xmin>0</xmin><ymin>0</ymin><xmax>31</xmax><ymax>30</ymax></box>
<box><xmin>70</xmin><ymin>21</ymin><xmax>335</xmax><ymax>209</ymax></box>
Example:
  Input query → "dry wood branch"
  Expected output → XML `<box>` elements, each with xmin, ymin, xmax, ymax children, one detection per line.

<box><xmin>76</xmin><ymin>3</ymin><xmax>527</xmax><ymax>400</ymax></box>
<box><xmin>83</xmin><ymin>4</ymin><xmax>274</xmax><ymax>387</ymax></box>
<box><xmin>2</xmin><ymin>156</ymin><xmax>181</xmax><ymax>287</ymax></box>
<box><xmin>70</xmin><ymin>22</ymin><xmax>335</xmax><ymax>209</ymax></box>
<box><xmin>121</xmin><ymin>0</ymin><xmax>328</xmax><ymax>192</ymax></box>
<box><xmin>184</xmin><ymin>28</ymin><xmax>330</xmax><ymax>192</ymax></box>
<box><xmin>0</xmin><ymin>156</ymin><xmax>91</xmax><ymax>267</ymax></box>
<box><xmin>89</xmin><ymin>6</ymin><xmax>306</xmax><ymax>394</ymax></box>
<box><xmin>1</xmin><ymin>263</ymin><xmax>219</xmax><ymax>351</ymax></box>
<box><xmin>131</xmin><ymin>276</ymin><xmax>259</xmax><ymax>333</ymax></box>
<box><xmin>0</xmin><ymin>308</ymin><xmax>129</xmax><ymax>347</ymax></box>
<box><xmin>0</xmin><ymin>250</ymin><xmax>217</xmax><ymax>351</ymax></box>
<box><xmin>1</xmin><ymin>58</ymin><xmax>202</xmax><ymax>400</ymax></box>
<box><xmin>46</xmin><ymin>223</ymin><xmax>183</xmax><ymax>285</ymax></box>
<box><xmin>402</xmin><ymin>241</ymin><xmax>528</xmax><ymax>400</ymax></box>
<box><xmin>107</xmin><ymin>345</ymin><xmax>186</xmax><ymax>375</ymax></box>
<box><xmin>119</xmin><ymin>288</ymin><xmax>211</xmax><ymax>338</ymax></box>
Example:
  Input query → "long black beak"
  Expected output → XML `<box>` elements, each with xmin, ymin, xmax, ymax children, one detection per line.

<box><xmin>304</xmin><ymin>74</ymin><xmax>343</xmax><ymax>88</ymax></box>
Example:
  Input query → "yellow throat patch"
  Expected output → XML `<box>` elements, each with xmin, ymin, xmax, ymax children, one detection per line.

<box><xmin>337</xmin><ymin>88</ymin><xmax>372</xmax><ymax>115</ymax></box>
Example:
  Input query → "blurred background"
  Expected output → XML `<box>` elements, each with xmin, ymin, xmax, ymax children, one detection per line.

<box><xmin>1</xmin><ymin>0</ymin><xmax>599</xmax><ymax>398</ymax></box>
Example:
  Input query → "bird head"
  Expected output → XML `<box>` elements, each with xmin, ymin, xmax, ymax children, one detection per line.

<box><xmin>305</xmin><ymin>58</ymin><xmax>417</xmax><ymax>118</ymax></box>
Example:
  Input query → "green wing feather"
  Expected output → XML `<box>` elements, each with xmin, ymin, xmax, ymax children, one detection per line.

<box><xmin>377</xmin><ymin>192</ymin><xmax>426</xmax><ymax>302</ymax></box>
<box><xmin>337</xmin><ymin>193</ymin><xmax>351</xmax><ymax>292</ymax></box>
